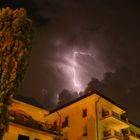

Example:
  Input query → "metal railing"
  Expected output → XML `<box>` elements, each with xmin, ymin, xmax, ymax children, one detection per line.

<box><xmin>103</xmin><ymin>130</ymin><xmax>122</xmax><ymax>139</ymax></box>
<box><xmin>123</xmin><ymin>129</ymin><xmax>140</xmax><ymax>139</ymax></box>
<box><xmin>101</xmin><ymin>110</ymin><xmax>128</xmax><ymax>123</ymax></box>
<box><xmin>9</xmin><ymin>110</ymin><xmax>59</xmax><ymax>132</ymax></box>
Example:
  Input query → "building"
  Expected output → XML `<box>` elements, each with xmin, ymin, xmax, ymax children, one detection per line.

<box><xmin>3</xmin><ymin>90</ymin><xmax>140</xmax><ymax>140</ymax></box>
<box><xmin>3</xmin><ymin>99</ymin><xmax>61</xmax><ymax>140</ymax></box>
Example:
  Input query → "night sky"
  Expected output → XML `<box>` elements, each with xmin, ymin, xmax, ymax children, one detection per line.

<box><xmin>1</xmin><ymin>0</ymin><xmax>140</xmax><ymax>124</ymax></box>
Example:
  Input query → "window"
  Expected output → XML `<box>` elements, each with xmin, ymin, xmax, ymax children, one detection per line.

<box><xmin>49</xmin><ymin>121</ymin><xmax>58</xmax><ymax>131</ymax></box>
<box><xmin>82</xmin><ymin>109</ymin><xmax>87</xmax><ymax>118</ymax></box>
<box><xmin>18</xmin><ymin>134</ymin><xmax>29</xmax><ymax>140</ymax></box>
<box><xmin>102</xmin><ymin>109</ymin><xmax>109</xmax><ymax>117</ymax></box>
<box><xmin>62</xmin><ymin>116</ymin><xmax>68</xmax><ymax>128</ymax></box>
<box><xmin>83</xmin><ymin>125</ymin><xmax>88</xmax><ymax>137</ymax></box>
<box><xmin>52</xmin><ymin>121</ymin><xmax>57</xmax><ymax>131</ymax></box>
<box><xmin>53</xmin><ymin>121</ymin><xmax>57</xmax><ymax>127</ymax></box>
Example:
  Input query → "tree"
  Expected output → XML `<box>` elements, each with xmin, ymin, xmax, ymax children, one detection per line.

<box><xmin>0</xmin><ymin>7</ymin><xmax>34</xmax><ymax>139</ymax></box>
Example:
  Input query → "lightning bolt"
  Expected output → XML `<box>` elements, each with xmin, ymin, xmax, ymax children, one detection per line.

<box><xmin>72</xmin><ymin>51</ymin><xmax>91</xmax><ymax>92</ymax></box>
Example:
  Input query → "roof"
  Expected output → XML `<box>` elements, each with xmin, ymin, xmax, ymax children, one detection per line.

<box><xmin>49</xmin><ymin>90</ymin><xmax>126</xmax><ymax>114</ymax></box>
<box><xmin>14</xmin><ymin>94</ymin><xmax>45</xmax><ymax>109</ymax></box>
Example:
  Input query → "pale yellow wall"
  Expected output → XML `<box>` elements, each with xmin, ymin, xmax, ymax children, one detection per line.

<box><xmin>46</xmin><ymin>95</ymin><xmax>98</xmax><ymax>140</ymax></box>
<box><xmin>98</xmin><ymin>98</ymin><xmax>125</xmax><ymax>114</ymax></box>
<box><xmin>3</xmin><ymin>122</ymin><xmax>53</xmax><ymax>140</ymax></box>
<box><xmin>9</xmin><ymin>100</ymin><xmax>49</xmax><ymax>122</ymax></box>
<box><xmin>46</xmin><ymin>93</ymin><xmax>126</xmax><ymax>140</ymax></box>
<box><xmin>97</xmin><ymin>96</ymin><xmax>126</xmax><ymax>140</ymax></box>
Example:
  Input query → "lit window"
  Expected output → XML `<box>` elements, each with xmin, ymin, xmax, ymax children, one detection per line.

<box><xmin>82</xmin><ymin>109</ymin><xmax>87</xmax><ymax>118</ymax></box>
<box><xmin>18</xmin><ymin>134</ymin><xmax>29</xmax><ymax>140</ymax></box>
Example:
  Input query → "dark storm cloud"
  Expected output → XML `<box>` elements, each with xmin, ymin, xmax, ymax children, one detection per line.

<box><xmin>33</xmin><ymin>0</ymin><xmax>140</xmax><ymax>124</ymax></box>
<box><xmin>57</xmin><ymin>89</ymin><xmax>79</xmax><ymax>107</ymax></box>
<box><xmin>1</xmin><ymin>0</ymin><xmax>140</xmax><ymax>123</ymax></box>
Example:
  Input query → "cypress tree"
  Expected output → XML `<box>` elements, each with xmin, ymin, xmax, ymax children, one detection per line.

<box><xmin>0</xmin><ymin>7</ymin><xmax>34</xmax><ymax>139</ymax></box>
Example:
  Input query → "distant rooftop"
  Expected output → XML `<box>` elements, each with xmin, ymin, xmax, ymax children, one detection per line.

<box><xmin>14</xmin><ymin>94</ymin><xmax>45</xmax><ymax>109</ymax></box>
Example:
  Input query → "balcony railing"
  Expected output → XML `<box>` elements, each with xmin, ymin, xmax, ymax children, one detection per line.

<box><xmin>9</xmin><ymin>110</ymin><xmax>61</xmax><ymax>135</ymax></box>
<box><xmin>123</xmin><ymin>129</ymin><xmax>140</xmax><ymax>140</ymax></box>
<box><xmin>9</xmin><ymin>112</ymin><xmax>47</xmax><ymax>131</ymax></box>
<box><xmin>103</xmin><ymin>130</ymin><xmax>123</xmax><ymax>139</ymax></box>
<box><xmin>101</xmin><ymin>110</ymin><xmax>129</xmax><ymax>130</ymax></box>
<box><xmin>130</xmin><ymin>130</ymin><xmax>136</xmax><ymax>137</ymax></box>
<box><xmin>101</xmin><ymin>110</ymin><xmax>128</xmax><ymax>123</ymax></box>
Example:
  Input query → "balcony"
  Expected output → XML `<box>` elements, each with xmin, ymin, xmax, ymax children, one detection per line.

<box><xmin>123</xmin><ymin>129</ymin><xmax>140</xmax><ymax>140</ymax></box>
<box><xmin>9</xmin><ymin>110</ymin><xmax>62</xmax><ymax>137</ymax></box>
<box><xmin>100</xmin><ymin>111</ymin><xmax>129</xmax><ymax>130</ymax></box>
<box><xmin>9</xmin><ymin>110</ymin><xmax>47</xmax><ymax>131</ymax></box>
<box><xmin>103</xmin><ymin>130</ymin><xmax>123</xmax><ymax>140</ymax></box>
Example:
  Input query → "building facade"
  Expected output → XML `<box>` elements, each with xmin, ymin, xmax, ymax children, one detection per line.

<box><xmin>4</xmin><ymin>91</ymin><xmax>140</xmax><ymax>140</ymax></box>
<box><xmin>3</xmin><ymin>99</ymin><xmax>60</xmax><ymax>140</ymax></box>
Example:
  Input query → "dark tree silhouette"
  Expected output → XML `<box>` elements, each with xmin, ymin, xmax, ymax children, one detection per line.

<box><xmin>0</xmin><ymin>7</ymin><xmax>34</xmax><ymax>139</ymax></box>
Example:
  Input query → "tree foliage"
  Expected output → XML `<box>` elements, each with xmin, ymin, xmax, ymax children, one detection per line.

<box><xmin>0</xmin><ymin>7</ymin><xmax>34</xmax><ymax>139</ymax></box>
